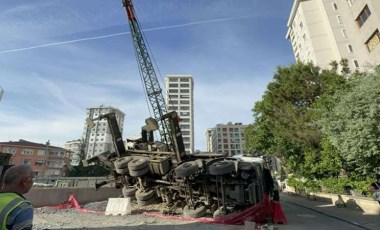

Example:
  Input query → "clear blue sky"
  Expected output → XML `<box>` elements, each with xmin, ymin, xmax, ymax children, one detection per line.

<box><xmin>0</xmin><ymin>0</ymin><xmax>295</xmax><ymax>151</ymax></box>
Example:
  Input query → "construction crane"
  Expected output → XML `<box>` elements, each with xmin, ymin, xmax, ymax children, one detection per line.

<box><xmin>122</xmin><ymin>0</ymin><xmax>174</xmax><ymax>150</ymax></box>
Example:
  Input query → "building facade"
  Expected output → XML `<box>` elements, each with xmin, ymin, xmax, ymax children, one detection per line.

<box><xmin>82</xmin><ymin>106</ymin><xmax>125</xmax><ymax>159</ymax></box>
<box><xmin>165</xmin><ymin>75</ymin><xmax>194</xmax><ymax>154</ymax></box>
<box><xmin>64</xmin><ymin>139</ymin><xmax>83</xmax><ymax>166</ymax></box>
<box><xmin>286</xmin><ymin>0</ymin><xmax>380</xmax><ymax>71</ymax></box>
<box><xmin>0</xmin><ymin>139</ymin><xmax>71</xmax><ymax>177</ymax></box>
<box><xmin>205</xmin><ymin>122</ymin><xmax>247</xmax><ymax>157</ymax></box>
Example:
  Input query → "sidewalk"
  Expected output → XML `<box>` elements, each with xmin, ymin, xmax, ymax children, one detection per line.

<box><xmin>279</xmin><ymin>192</ymin><xmax>380</xmax><ymax>230</ymax></box>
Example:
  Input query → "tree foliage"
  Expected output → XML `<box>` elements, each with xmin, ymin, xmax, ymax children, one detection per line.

<box><xmin>66</xmin><ymin>141</ymin><xmax>111</xmax><ymax>177</ymax></box>
<box><xmin>319</xmin><ymin>67</ymin><xmax>380</xmax><ymax>177</ymax></box>
<box><xmin>246</xmin><ymin>61</ymin><xmax>349</xmax><ymax>179</ymax></box>
<box><xmin>66</xmin><ymin>161</ymin><xmax>110</xmax><ymax>177</ymax></box>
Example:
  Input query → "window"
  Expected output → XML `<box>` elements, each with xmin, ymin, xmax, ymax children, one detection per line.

<box><xmin>180</xmin><ymin>78</ymin><xmax>189</xmax><ymax>82</ymax></box>
<box><xmin>170</xmin><ymin>100</ymin><xmax>178</xmax><ymax>104</ymax></box>
<box><xmin>180</xmin><ymin>84</ymin><xmax>189</xmax><ymax>87</ymax></box>
<box><xmin>180</xmin><ymin>100</ymin><xmax>190</xmax><ymax>104</ymax></box>
<box><xmin>332</xmin><ymin>3</ymin><xmax>338</xmax><ymax>10</ymax></box>
<box><xmin>180</xmin><ymin>106</ymin><xmax>189</xmax><ymax>110</ymax></box>
<box><xmin>169</xmin><ymin>78</ymin><xmax>177</xmax><ymax>82</ymax></box>
<box><xmin>169</xmin><ymin>84</ymin><xmax>178</xmax><ymax>87</ymax></box>
<box><xmin>3</xmin><ymin>147</ymin><xmax>16</xmax><ymax>154</ymax></box>
<box><xmin>341</xmin><ymin>29</ymin><xmax>347</xmax><ymax>38</ymax></box>
<box><xmin>37</xmin><ymin>149</ymin><xmax>46</xmax><ymax>156</ymax></box>
<box><xmin>347</xmin><ymin>44</ymin><xmax>353</xmax><ymax>53</ymax></box>
<box><xmin>180</xmin><ymin>95</ymin><xmax>189</xmax><ymax>99</ymax></box>
<box><xmin>35</xmin><ymin>160</ymin><xmax>46</xmax><ymax>166</ymax></box>
<box><xmin>21</xmin><ymin>159</ymin><xmax>31</xmax><ymax>165</ymax></box>
<box><xmin>169</xmin><ymin>89</ymin><xmax>178</xmax><ymax>93</ymax></box>
<box><xmin>356</xmin><ymin>5</ymin><xmax>371</xmax><ymax>28</ymax></box>
<box><xmin>336</xmin><ymin>15</ymin><xmax>342</xmax><ymax>24</ymax></box>
<box><xmin>22</xmin><ymin>149</ymin><xmax>33</xmax><ymax>155</ymax></box>
<box><xmin>180</xmin><ymin>89</ymin><xmax>189</xmax><ymax>93</ymax></box>
<box><xmin>347</xmin><ymin>0</ymin><xmax>355</xmax><ymax>7</ymax></box>
<box><xmin>365</xmin><ymin>30</ymin><xmax>380</xmax><ymax>52</ymax></box>
<box><xmin>353</xmin><ymin>60</ymin><xmax>360</xmax><ymax>68</ymax></box>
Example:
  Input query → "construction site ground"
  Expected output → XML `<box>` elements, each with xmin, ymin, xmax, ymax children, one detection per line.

<box><xmin>32</xmin><ymin>192</ymin><xmax>380</xmax><ymax>229</ymax></box>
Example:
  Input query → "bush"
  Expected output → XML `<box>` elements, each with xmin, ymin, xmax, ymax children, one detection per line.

<box><xmin>287</xmin><ymin>176</ymin><xmax>372</xmax><ymax>196</ymax></box>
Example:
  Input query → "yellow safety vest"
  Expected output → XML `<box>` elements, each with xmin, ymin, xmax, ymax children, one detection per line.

<box><xmin>0</xmin><ymin>193</ymin><xmax>30</xmax><ymax>230</ymax></box>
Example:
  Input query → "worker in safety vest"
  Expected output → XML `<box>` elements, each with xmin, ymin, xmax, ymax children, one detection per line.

<box><xmin>0</xmin><ymin>164</ymin><xmax>34</xmax><ymax>230</ymax></box>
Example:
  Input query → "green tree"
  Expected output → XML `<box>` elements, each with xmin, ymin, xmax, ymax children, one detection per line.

<box><xmin>66</xmin><ymin>141</ymin><xmax>110</xmax><ymax>177</ymax></box>
<box><xmin>319</xmin><ymin>67</ymin><xmax>380</xmax><ymax>177</ymax></box>
<box><xmin>67</xmin><ymin>161</ymin><xmax>110</xmax><ymax>177</ymax></box>
<box><xmin>246</xmin><ymin>61</ymin><xmax>348</xmax><ymax>179</ymax></box>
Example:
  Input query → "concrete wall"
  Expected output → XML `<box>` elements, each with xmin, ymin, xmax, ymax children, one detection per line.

<box><xmin>285</xmin><ymin>186</ymin><xmax>380</xmax><ymax>215</ymax></box>
<box><xmin>24</xmin><ymin>187</ymin><xmax>122</xmax><ymax>208</ymax></box>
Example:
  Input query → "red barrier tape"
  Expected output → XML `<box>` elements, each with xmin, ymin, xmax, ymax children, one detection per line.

<box><xmin>45</xmin><ymin>195</ymin><xmax>104</xmax><ymax>214</ymax></box>
<box><xmin>44</xmin><ymin>193</ymin><xmax>284</xmax><ymax>226</ymax></box>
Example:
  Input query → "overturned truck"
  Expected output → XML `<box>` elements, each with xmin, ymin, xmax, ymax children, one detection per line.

<box><xmin>84</xmin><ymin>112</ymin><xmax>266</xmax><ymax>218</ymax></box>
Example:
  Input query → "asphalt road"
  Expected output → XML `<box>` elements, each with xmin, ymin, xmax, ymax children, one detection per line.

<box><xmin>271</xmin><ymin>193</ymin><xmax>378</xmax><ymax>230</ymax></box>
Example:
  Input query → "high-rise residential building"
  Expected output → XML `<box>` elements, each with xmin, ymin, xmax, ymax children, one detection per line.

<box><xmin>64</xmin><ymin>139</ymin><xmax>82</xmax><ymax>166</ymax></box>
<box><xmin>165</xmin><ymin>75</ymin><xmax>194</xmax><ymax>154</ymax></box>
<box><xmin>205</xmin><ymin>122</ymin><xmax>247</xmax><ymax>157</ymax></box>
<box><xmin>83</xmin><ymin>106</ymin><xmax>125</xmax><ymax>159</ymax></box>
<box><xmin>286</xmin><ymin>0</ymin><xmax>380</xmax><ymax>71</ymax></box>
<box><xmin>0</xmin><ymin>139</ymin><xmax>71</xmax><ymax>177</ymax></box>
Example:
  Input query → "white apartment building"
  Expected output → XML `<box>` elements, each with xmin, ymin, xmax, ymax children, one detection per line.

<box><xmin>205</xmin><ymin>122</ymin><xmax>247</xmax><ymax>157</ymax></box>
<box><xmin>82</xmin><ymin>106</ymin><xmax>125</xmax><ymax>159</ymax></box>
<box><xmin>64</xmin><ymin>139</ymin><xmax>82</xmax><ymax>166</ymax></box>
<box><xmin>165</xmin><ymin>75</ymin><xmax>194</xmax><ymax>154</ymax></box>
<box><xmin>286</xmin><ymin>0</ymin><xmax>380</xmax><ymax>71</ymax></box>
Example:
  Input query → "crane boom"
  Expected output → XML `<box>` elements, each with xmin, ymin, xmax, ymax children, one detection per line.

<box><xmin>122</xmin><ymin>0</ymin><xmax>172</xmax><ymax>149</ymax></box>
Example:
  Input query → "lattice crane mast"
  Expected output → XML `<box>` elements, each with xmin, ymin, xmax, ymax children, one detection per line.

<box><xmin>122</xmin><ymin>0</ymin><xmax>173</xmax><ymax>150</ymax></box>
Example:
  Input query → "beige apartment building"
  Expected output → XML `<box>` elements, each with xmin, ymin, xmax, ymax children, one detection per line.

<box><xmin>286</xmin><ymin>0</ymin><xmax>380</xmax><ymax>71</ymax></box>
<box><xmin>206</xmin><ymin>122</ymin><xmax>247</xmax><ymax>157</ymax></box>
<box><xmin>165</xmin><ymin>75</ymin><xmax>194</xmax><ymax>154</ymax></box>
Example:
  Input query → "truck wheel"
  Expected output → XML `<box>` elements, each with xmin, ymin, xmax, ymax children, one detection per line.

<box><xmin>183</xmin><ymin>205</ymin><xmax>207</xmax><ymax>218</ymax></box>
<box><xmin>135</xmin><ymin>189</ymin><xmax>155</xmax><ymax>201</ymax></box>
<box><xmin>213</xmin><ymin>206</ymin><xmax>227</xmax><ymax>218</ymax></box>
<box><xmin>115</xmin><ymin>167</ymin><xmax>130</xmax><ymax>174</ymax></box>
<box><xmin>175</xmin><ymin>161</ymin><xmax>198</xmax><ymax>178</ymax></box>
<box><xmin>137</xmin><ymin>195</ymin><xmax>156</xmax><ymax>206</ymax></box>
<box><xmin>129</xmin><ymin>166</ymin><xmax>150</xmax><ymax>177</ymax></box>
<box><xmin>122</xmin><ymin>186</ymin><xmax>137</xmax><ymax>197</ymax></box>
<box><xmin>209</xmin><ymin>161</ymin><xmax>235</xmax><ymax>176</ymax></box>
<box><xmin>114</xmin><ymin>156</ymin><xmax>133</xmax><ymax>169</ymax></box>
<box><xmin>128</xmin><ymin>158</ymin><xmax>149</xmax><ymax>171</ymax></box>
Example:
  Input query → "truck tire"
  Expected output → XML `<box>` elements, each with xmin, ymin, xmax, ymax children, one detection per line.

<box><xmin>114</xmin><ymin>156</ymin><xmax>133</xmax><ymax>169</ymax></box>
<box><xmin>137</xmin><ymin>195</ymin><xmax>156</xmax><ymax>206</ymax></box>
<box><xmin>175</xmin><ymin>161</ymin><xmax>198</xmax><ymax>178</ymax></box>
<box><xmin>213</xmin><ymin>206</ymin><xmax>227</xmax><ymax>218</ymax></box>
<box><xmin>209</xmin><ymin>161</ymin><xmax>235</xmax><ymax>176</ymax></box>
<box><xmin>122</xmin><ymin>186</ymin><xmax>137</xmax><ymax>197</ymax></box>
<box><xmin>115</xmin><ymin>167</ymin><xmax>130</xmax><ymax>174</ymax></box>
<box><xmin>128</xmin><ymin>158</ymin><xmax>149</xmax><ymax>171</ymax></box>
<box><xmin>183</xmin><ymin>205</ymin><xmax>207</xmax><ymax>218</ymax></box>
<box><xmin>129</xmin><ymin>166</ymin><xmax>150</xmax><ymax>177</ymax></box>
<box><xmin>136</xmin><ymin>189</ymin><xmax>155</xmax><ymax>201</ymax></box>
